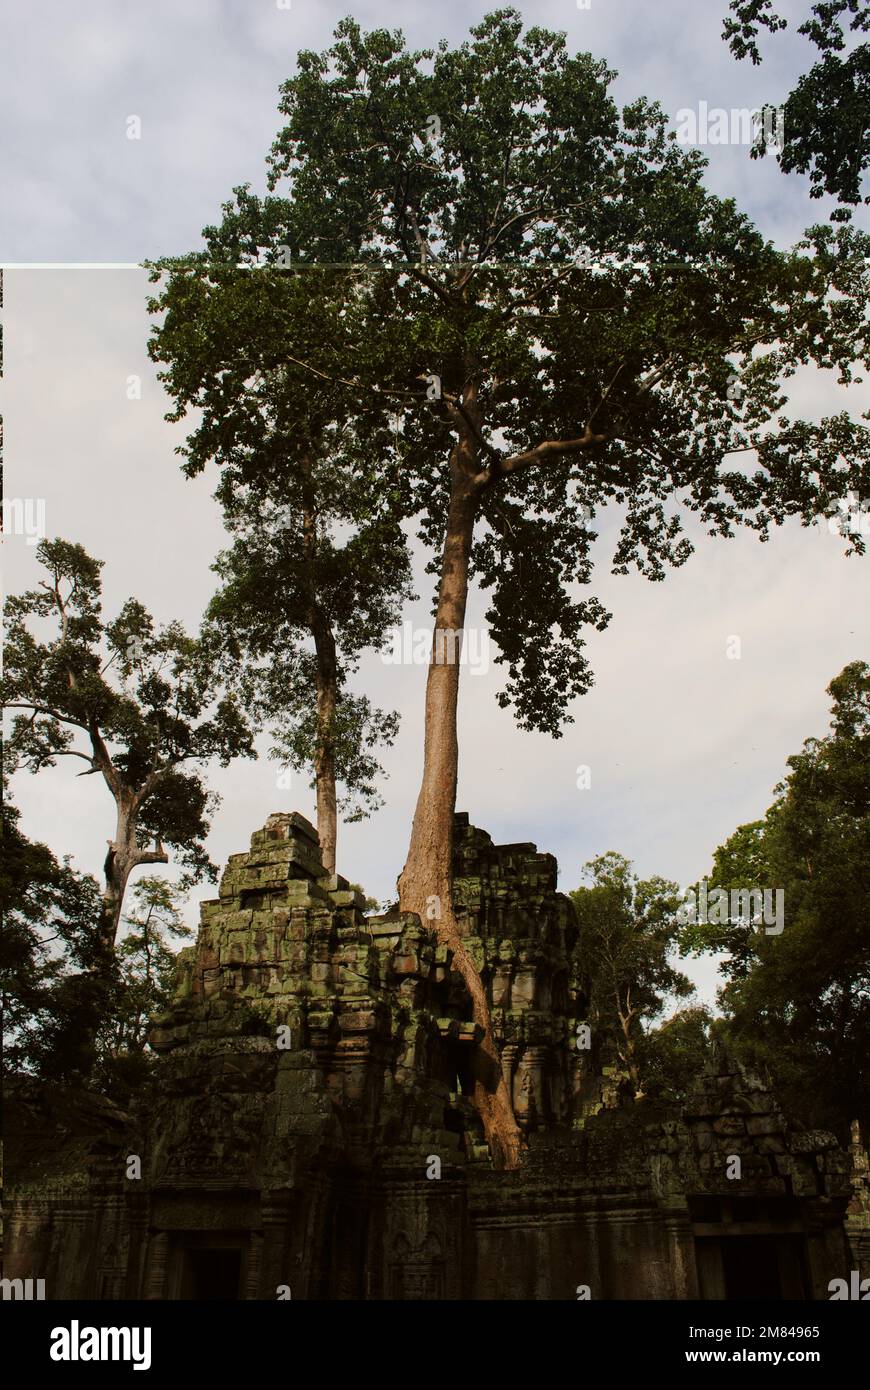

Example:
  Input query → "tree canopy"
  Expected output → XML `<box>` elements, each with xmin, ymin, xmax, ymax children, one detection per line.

<box><xmin>570</xmin><ymin>851</ymin><xmax>694</xmax><ymax>1097</ymax></box>
<box><xmin>252</xmin><ymin>9</ymin><xmax>870</xmax><ymax>732</ymax></box>
<box><xmin>2</xmin><ymin>538</ymin><xmax>254</xmax><ymax>952</ymax></box>
<box><xmin>147</xmin><ymin>257</ymin><xmax>414</xmax><ymax>870</ymax></box>
<box><xmin>682</xmin><ymin>661</ymin><xmax>870</xmax><ymax>1136</ymax></box>
<box><xmin>0</xmin><ymin>792</ymin><xmax>106</xmax><ymax>1080</ymax></box>
<box><xmin>723</xmin><ymin>0</ymin><xmax>870</xmax><ymax>217</ymax></box>
<box><xmin>218</xmin><ymin>8</ymin><xmax>869</xmax><ymax>1163</ymax></box>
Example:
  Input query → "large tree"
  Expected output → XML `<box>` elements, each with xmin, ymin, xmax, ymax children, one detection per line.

<box><xmin>98</xmin><ymin>877</ymin><xmax>192</xmax><ymax>1063</ymax></box>
<box><xmin>570</xmin><ymin>853</ymin><xmax>693</xmax><ymax>1097</ymax></box>
<box><xmin>156</xmin><ymin>10</ymin><xmax>869</xmax><ymax>1165</ymax></box>
<box><xmin>638</xmin><ymin>1005</ymin><xmax>717</xmax><ymax>1109</ymax></box>
<box><xmin>147</xmin><ymin>255</ymin><xmax>413</xmax><ymax>873</ymax></box>
<box><xmin>723</xmin><ymin>0</ymin><xmax>869</xmax><ymax>217</ymax></box>
<box><xmin>683</xmin><ymin>661</ymin><xmax>870</xmax><ymax>1136</ymax></box>
<box><xmin>2</xmin><ymin>539</ymin><xmax>254</xmax><ymax>958</ymax></box>
<box><xmin>0</xmin><ymin>791</ymin><xmax>106</xmax><ymax>1080</ymax></box>
<box><xmin>677</xmin><ymin>818</ymin><xmax>772</xmax><ymax>982</ymax></box>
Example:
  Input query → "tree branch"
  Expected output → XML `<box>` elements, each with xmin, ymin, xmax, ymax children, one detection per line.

<box><xmin>52</xmin><ymin>749</ymin><xmax>100</xmax><ymax>773</ymax></box>
<box><xmin>135</xmin><ymin>839</ymin><xmax>169</xmax><ymax>868</ymax></box>
<box><xmin>478</xmin><ymin>203</ymin><xmax>546</xmax><ymax>264</ymax></box>
<box><xmin>131</xmin><ymin>764</ymin><xmax>176</xmax><ymax>813</ymax></box>
<box><xmin>445</xmin><ymin>394</ymin><xmax>502</xmax><ymax>464</ymax></box>
<box><xmin>587</xmin><ymin>361</ymin><xmax>627</xmax><ymax>428</ymax></box>
<box><xmin>7</xmin><ymin>703</ymin><xmax>90</xmax><ymax>732</ymax></box>
<box><xmin>280</xmin><ymin>352</ymin><xmax>424</xmax><ymax>405</ymax></box>
<box><xmin>491</xmin><ymin>424</ymin><xmax>608</xmax><ymax>481</ymax></box>
<box><xmin>407</xmin><ymin>263</ymin><xmax>453</xmax><ymax>304</ymax></box>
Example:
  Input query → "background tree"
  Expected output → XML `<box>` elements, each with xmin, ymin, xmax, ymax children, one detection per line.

<box><xmin>677</xmin><ymin>819</ymin><xmax>771</xmax><ymax>981</ymax></box>
<box><xmin>570</xmin><ymin>852</ymin><xmax>693</xmax><ymax>1097</ymax></box>
<box><xmin>682</xmin><ymin>661</ymin><xmax>870</xmax><ymax>1135</ymax></box>
<box><xmin>637</xmin><ymin>1005</ymin><xmax>717</xmax><ymax>1109</ymax></box>
<box><xmin>723</xmin><ymin>0</ymin><xmax>869</xmax><ymax>217</ymax></box>
<box><xmin>94</xmin><ymin>877</ymin><xmax>192</xmax><ymax>1093</ymax></box>
<box><xmin>206</xmin><ymin>527</ymin><xmax>406</xmax><ymax>873</ymax></box>
<box><xmin>2</xmin><ymin>539</ymin><xmax>254</xmax><ymax>959</ymax></box>
<box><xmin>147</xmin><ymin>258</ymin><xmax>414</xmax><ymax>873</ymax></box>
<box><xmin>0</xmin><ymin>791</ymin><xmax>107</xmax><ymax>1081</ymax></box>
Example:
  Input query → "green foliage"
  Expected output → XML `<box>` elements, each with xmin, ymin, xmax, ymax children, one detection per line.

<box><xmin>99</xmin><ymin>877</ymin><xmax>193</xmax><ymax>1057</ymax></box>
<box><xmin>688</xmin><ymin>661</ymin><xmax>870</xmax><ymax>1135</ymax></box>
<box><xmin>570</xmin><ymin>852</ymin><xmax>694</xmax><ymax>1088</ymax></box>
<box><xmin>151</xmin><ymin>9</ymin><xmax>870</xmax><ymax>744</ymax></box>
<box><xmin>348</xmin><ymin>883</ymin><xmax>381</xmax><ymax>913</ymax></box>
<box><xmin>2</xmin><ymin>538</ymin><xmax>255</xmax><ymax>886</ymax></box>
<box><xmin>147</xmin><ymin>239</ymin><xmax>414</xmax><ymax>823</ymax></box>
<box><xmin>724</xmin><ymin>1</ymin><xmax>870</xmax><ymax>217</ymax></box>
<box><xmin>236</xmin><ymin>1004</ymin><xmax>274</xmax><ymax>1038</ymax></box>
<box><xmin>204</xmin><ymin>510</ymin><xmax>410</xmax><ymax>822</ymax></box>
<box><xmin>638</xmin><ymin>1005</ymin><xmax>717</xmax><ymax>1107</ymax></box>
<box><xmin>678</xmin><ymin>820</ymin><xmax>771</xmax><ymax>979</ymax></box>
<box><xmin>0</xmin><ymin>793</ymin><xmax>107</xmax><ymax>1081</ymax></box>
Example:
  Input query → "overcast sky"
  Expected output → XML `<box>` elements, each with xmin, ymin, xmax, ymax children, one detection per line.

<box><xmin>2</xmin><ymin>0</ymin><xmax>867</xmax><ymax>1007</ymax></box>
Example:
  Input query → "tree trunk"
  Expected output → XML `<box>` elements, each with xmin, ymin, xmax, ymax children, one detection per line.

<box><xmin>301</xmin><ymin>466</ymin><xmax>339</xmax><ymax>877</ymax></box>
<box><xmin>617</xmin><ymin>1003</ymin><xmax>643</xmax><ymax>1098</ymax></box>
<box><xmin>100</xmin><ymin>840</ymin><xmax>133</xmax><ymax>957</ymax></box>
<box><xmin>398</xmin><ymin>470</ymin><xmax>523</xmax><ymax>1170</ymax></box>
<box><xmin>312</xmin><ymin>620</ymin><xmax>339</xmax><ymax>876</ymax></box>
<box><xmin>99</xmin><ymin>801</ymin><xmax>167</xmax><ymax>955</ymax></box>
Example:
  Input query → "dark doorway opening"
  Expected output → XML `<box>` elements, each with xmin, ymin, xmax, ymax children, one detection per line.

<box><xmin>179</xmin><ymin>1247</ymin><xmax>242</xmax><ymax>1300</ymax></box>
<box><xmin>695</xmin><ymin>1234</ymin><xmax>807</xmax><ymax>1300</ymax></box>
<box><xmin>722</xmin><ymin>1237</ymin><xmax>782</xmax><ymax>1300</ymax></box>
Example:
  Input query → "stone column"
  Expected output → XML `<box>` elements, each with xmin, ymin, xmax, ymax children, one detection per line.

<box><xmin>243</xmin><ymin>1232</ymin><xmax>264</xmax><ymax>1299</ymax></box>
<box><xmin>125</xmin><ymin>1196</ymin><xmax>151</xmax><ymax>1299</ymax></box>
<box><xmin>143</xmin><ymin>1232</ymin><xmax>169</xmax><ymax>1300</ymax></box>
<box><xmin>51</xmin><ymin>1200</ymin><xmax>90</xmax><ymax>1298</ymax></box>
<box><xmin>260</xmin><ymin>1194</ymin><xmax>294</xmax><ymax>1300</ymax></box>
<box><xmin>847</xmin><ymin>1119</ymin><xmax>870</xmax><ymax>1281</ymax></box>
<box><xmin>500</xmin><ymin>1043</ymin><xmax>518</xmax><ymax>1099</ymax></box>
<box><xmin>660</xmin><ymin>1199</ymin><xmax>698</xmax><ymax>1298</ymax></box>
<box><xmin>515</xmin><ymin>1047</ymin><xmax>547</xmax><ymax>1133</ymax></box>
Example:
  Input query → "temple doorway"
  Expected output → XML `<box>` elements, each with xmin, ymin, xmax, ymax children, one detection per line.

<box><xmin>696</xmin><ymin>1234</ymin><xmax>808</xmax><ymax>1299</ymax></box>
<box><xmin>168</xmin><ymin>1233</ymin><xmax>247</xmax><ymax>1300</ymax></box>
<box><xmin>691</xmin><ymin>1196</ymin><xmax>809</xmax><ymax>1299</ymax></box>
<box><xmin>179</xmin><ymin>1247</ymin><xmax>242</xmax><ymax>1300</ymax></box>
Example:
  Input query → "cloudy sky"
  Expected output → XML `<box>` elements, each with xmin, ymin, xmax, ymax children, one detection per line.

<box><xmin>2</xmin><ymin>0</ymin><xmax>867</xmax><ymax>1006</ymax></box>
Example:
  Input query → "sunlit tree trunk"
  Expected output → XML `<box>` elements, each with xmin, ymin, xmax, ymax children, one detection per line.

<box><xmin>398</xmin><ymin>444</ymin><xmax>522</xmax><ymax>1169</ymax></box>
<box><xmin>302</xmin><ymin>463</ymin><xmax>339</xmax><ymax>875</ymax></box>
<box><xmin>99</xmin><ymin>796</ymin><xmax>167</xmax><ymax>954</ymax></box>
<box><xmin>312</xmin><ymin>619</ymin><xmax>338</xmax><ymax>876</ymax></box>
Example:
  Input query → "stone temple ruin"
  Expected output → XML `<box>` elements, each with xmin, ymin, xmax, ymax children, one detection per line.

<box><xmin>6</xmin><ymin>811</ymin><xmax>870</xmax><ymax>1299</ymax></box>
